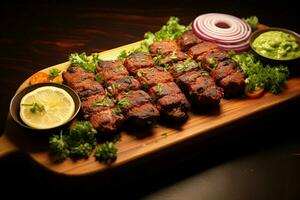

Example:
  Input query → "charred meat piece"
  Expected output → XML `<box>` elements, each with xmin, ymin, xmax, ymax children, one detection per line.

<box><xmin>188</xmin><ymin>42</ymin><xmax>219</xmax><ymax>59</ymax></box>
<box><xmin>96</xmin><ymin>60</ymin><xmax>129</xmax><ymax>81</ymax></box>
<box><xmin>106</xmin><ymin>76</ymin><xmax>141</xmax><ymax>97</ymax></box>
<box><xmin>81</xmin><ymin>94</ymin><xmax>114</xmax><ymax>117</ymax></box>
<box><xmin>177</xmin><ymin>70</ymin><xmax>223</xmax><ymax>106</ymax></box>
<box><xmin>199</xmin><ymin>49</ymin><xmax>229</xmax><ymax>71</ymax></box>
<box><xmin>176</xmin><ymin>30</ymin><xmax>202</xmax><ymax>51</ymax></box>
<box><xmin>116</xmin><ymin>90</ymin><xmax>160</xmax><ymax>125</ymax></box>
<box><xmin>157</xmin><ymin>50</ymin><xmax>188</xmax><ymax>65</ymax></box>
<box><xmin>69</xmin><ymin>79</ymin><xmax>105</xmax><ymax>99</ymax></box>
<box><xmin>168</xmin><ymin>59</ymin><xmax>199</xmax><ymax>79</ymax></box>
<box><xmin>149</xmin><ymin>82</ymin><xmax>190</xmax><ymax>121</ymax></box>
<box><xmin>62</xmin><ymin>66</ymin><xmax>95</xmax><ymax>86</ymax></box>
<box><xmin>136</xmin><ymin>67</ymin><xmax>174</xmax><ymax>89</ymax></box>
<box><xmin>90</xmin><ymin>109</ymin><xmax>125</xmax><ymax>133</ymax></box>
<box><xmin>210</xmin><ymin>60</ymin><xmax>238</xmax><ymax>83</ymax></box>
<box><xmin>219</xmin><ymin>71</ymin><xmax>246</xmax><ymax>98</ymax></box>
<box><xmin>149</xmin><ymin>40</ymin><xmax>181</xmax><ymax>56</ymax></box>
<box><xmin>124</xmin><ymin>53</ymin><xmax>155</xmax><ymax>74</ymax></box>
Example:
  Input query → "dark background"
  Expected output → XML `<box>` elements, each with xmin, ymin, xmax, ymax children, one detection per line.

<box><xmin>1</xmin><ymin>0</ymin><xmax>300</xmax><ymax>199</ymax></box>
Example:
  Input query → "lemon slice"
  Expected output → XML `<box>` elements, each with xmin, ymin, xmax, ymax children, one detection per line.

<box><xmin>20</xmin><ymin>86</ymin><xmax>75</xmax><ymax>129</ymax></box>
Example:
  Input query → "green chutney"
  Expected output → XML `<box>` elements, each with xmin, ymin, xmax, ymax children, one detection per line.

<box><xmin>252</xmin><ymin>31</ymin><xmax>300</xmax><ymax>60</ymax></box>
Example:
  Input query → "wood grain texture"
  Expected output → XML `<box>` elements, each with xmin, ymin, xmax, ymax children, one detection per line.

<box><xmin>1</xmin><ymin>40</ymin><xmax>300</xmax><ymax>175</ymax></box>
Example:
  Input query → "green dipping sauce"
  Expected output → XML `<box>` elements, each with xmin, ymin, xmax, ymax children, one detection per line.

<box><xmin>252</xmin><ymin>31</ymin><xmax>300</xmax><ymax>60</ymax></box>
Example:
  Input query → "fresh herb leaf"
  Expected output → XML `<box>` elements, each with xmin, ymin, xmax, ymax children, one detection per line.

<box><xmin>94</xmin><ymin>96</ymin><xmax>114</xmax><ymax>107</ymax></box>
<box><xmin>21</xmin><ymin>102</ymin><xmax>45</xmax><ymax>113</ymax></box>
<box><xmin>94</xmin><ymin>142</ymin><xmax>117</xmax><ymax>161</ymax></box>
<box><xmin>242</xmin><ymin>16</ymin><xmax>259</xmax><ymax>31</ymax></box>
<box><xmin>49</xmin><ymin>68</ymin><xmax>61</xmax><ymax>79</ymax></box>
<box><xmin>114</xmin><ymin>98</ymin><xmax>130</xmax><ymax>114</ymax></box>
<box><xmin>118</xmin><ymin>16</ymin><xmax>189</xmax><ymax>60</ymax></box>
<box><xmin>49</xmin><ymin>121</ymin><xmax>98</xmax><ymax>160</ymax></box>
<box><xmin>69</xmin><ymin>52</ymin><xmax>100</xmax><ymax>73</ymax></box>
<box><xmin>231</xmin><ymin>51</ymin><xmax>289</xmax><ymax>94</ymax></box>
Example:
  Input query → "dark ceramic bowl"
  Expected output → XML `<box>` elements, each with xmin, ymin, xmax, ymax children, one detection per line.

<box><xmin>249</xmin><ymin>27</ymin><xmax>300</xmax><ymax>64</ymax></box>
<box><xmin>10</xmin><ymin>82</ymin><xmax>81</xmax><ymax>130</ymax></box>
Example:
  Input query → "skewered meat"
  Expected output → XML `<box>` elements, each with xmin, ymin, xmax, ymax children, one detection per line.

<box><xmin>177</xmin><ymin>70</ymin><xmax>223</xmax><ymax>106</ymax></box>
<box><xmin>136</xmin><ymin>67</ymin><xmax>174</xmax><ymax>89</ymax></box>
<box><xmin>106</xmin><ymin>76</ymin><xmax>141</xmax><ymax>97</ymax></box>
<box><xmin>210</xmin><ymin>60</ymin><xmax>246</xmax><ymax>98</ymax></box>
<box><xmin>149</xmin><ymin>40</ymin><xmax>181</xmax><ymax>56</ymax></box>
<box><xmin>124</xmin><ymin>52</ymin><xmax>155</xmax><ymax>74</ymax></box>
<box><xmin>158</xmin><ymin>50</ymin><xmax>188</xmax><ymax>65</ymax></box>
<box><xmin>148</xmin><ymin>82</ymin><xmax>190</xmax><ymax>120</ymax></box>
<box><xmin>116</xmin><ymin>90</ymin><xmax>160</xmax><ymax>125</ymax></box>
<box><xmin>97</xmin><ymin>59</ymin><xmax>160</xmax><ymax>125</ymax></box>
<box><xmin>96</xmin><ymin>60</ymin><xmax>129</xmax><ymax>81</ymax></box>
<box><xmin>81</xmin><ymin>94</ymin><xmax>114</xmax><ymax>117</ymax></box>
<box><xmin>188</xmin><ymin>41</ymin><xmax>219</xmax><ymax>59</ymax></box>
<box><xmin>63</xmin><ymin>68</ymin><xmax>105</xmax><ymax>98</ymax></box>
<box><xmin>219</xmin><ymin>71</ymin><xmax>246</xmax><ymax>98</ymax></box>
<box><xmin>90</xmin><ymin>109</ymin><xmax>125</xmax><ymax>133</ymax></box>
<box><xmin>176</xmin><ymin>30</ymin><xmax>202</xmax><ymax>51</ymax></box>
<box><xmin>124</xmin><ymin>52</ymin><xmax>190</xmax><ymax>121</ymax></box>
<box><xmin>200</xmin><ymin>49</ymin><xmax>229</xmax><ymax>71</ymax></box>
<box><xmin>63</xmin><ymin>66</ymin><xmax>125</xmax><ymax>133</ymax></box>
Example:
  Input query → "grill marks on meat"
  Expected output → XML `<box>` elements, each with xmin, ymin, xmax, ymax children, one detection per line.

<box><xmin>124</xmin><ymin>52</ymin><xmax>190</xmax><ymax>121</ymax></box>
<box><xmin>149</xmin><ymin>40</ymin><xmax>181</xmax><ymax>56</ymax></box>
<box><xmin>176</xmin><ymin>30</ymin><xmax>202</xmax><ymax>51</ymax></box>
<box><xmin>150</xmin><ymin>39</ymin><xmax>223</xmax><ymax>107</ymax></box>
<box><xmin>63</xmin><ymin>66</ymin><xmax>125</xmax><ymax>133</ymax></box>
<box><xmin>210</xmin><ymin>60</ymin><xmax>246</xmax><ymax>98</ymax></box>
<box><xmin>188</xmin><ymin>41</ymin><xmax>219</xmax><ymax>59</ymax></box>
<box><xmin>97</xmin><ymin>60</ymin><xmax>160</xmax><ymax>125</ymax></box>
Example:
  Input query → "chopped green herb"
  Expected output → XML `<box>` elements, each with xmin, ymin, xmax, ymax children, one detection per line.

<box><xmin>49</xmin><ymin>121</ymin><xmax>97</xmax><ymax>160</ymax></box>
<box><xmin>208</xmin><ymin>58</ymin><xmax>217</xmax><ymax>68</ymax></box>
<box><xmin>49</xmin><ymin>68</ymin><xmax>61</xmax><ymax>79</ymax></box>
<box><xmin>94</xmin><ymin>96</ymin><xmax>114</xmax><ymax>107</ymax></box>
<box><xmin>94</xmin><ymin>142</ymin><xmax>117</xmax><ymax>161</ymax></box>
<box><xmin>156</xmin><ymin>83</ymin><xmax>163</xmax><ymax>96</ymax></box>
<box><xmin>21</xmin><ymin>102</ymin><xmax>45</xmax><ymax>113</ymax></box>
<box><xmin>174</xmin><ymin>59</ymin><xmax>198</xmax><ymax>72</ymax></box>
<box><xmin>114</xmin><ymin>98</ymin><xmax>130</xmax><ymax>114</ymax></box>
<box><xmin>95</xmin><ymin>75</ymin><xmax>104</xmax><ymax>84</ymax></box>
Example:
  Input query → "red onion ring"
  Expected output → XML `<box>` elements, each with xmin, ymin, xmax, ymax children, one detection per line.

<box><xmin>192</xmin><ymin>13</ymin><xmax>252</xmax><ymax>52</ymax></box>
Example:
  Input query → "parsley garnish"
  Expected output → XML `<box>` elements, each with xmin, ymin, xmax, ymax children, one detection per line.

<box><xmin>49</xmin><ymin>68</ymin><xmax>61</xmax><ymax>79</ymax></box>
<box><xmin>21</xmin><ymin>102</ymin><xmax>45</xmax><ymax>113</ymax></box>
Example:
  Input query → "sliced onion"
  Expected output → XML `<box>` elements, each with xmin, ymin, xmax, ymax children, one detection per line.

<box><xmin>192</xmin><ymin>13</ymin><xmax>252</xmax><ymax>52</ymax></box>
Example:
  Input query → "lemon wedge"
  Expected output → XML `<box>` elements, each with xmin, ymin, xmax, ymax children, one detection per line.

<box><xmin>20</xmin><ymin>86</ymin><xmax>75</xmax><ymax>129</ymax></box>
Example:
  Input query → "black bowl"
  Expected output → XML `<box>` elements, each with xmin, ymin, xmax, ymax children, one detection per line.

<box><xmin>10</xmin><ymin>82</ymin><xmax>81</xmax><ymax>130</ymax></box>
<box><xmin>249</xmin><ymin>27</ymin><xmax>300</xmax><ymax>64</ymax></box>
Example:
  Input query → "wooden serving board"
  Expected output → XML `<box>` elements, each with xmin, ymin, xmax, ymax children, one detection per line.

<box><xmin>1</xmin><ymin>40</ymin><xmax>300</xmax><ymax>176</ymax></box>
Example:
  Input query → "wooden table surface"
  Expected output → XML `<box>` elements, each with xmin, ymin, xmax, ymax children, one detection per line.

<box><xmin>1</xmin><ymin>0</ymin><xmax>300</xmax><ymax>199</ymax></box>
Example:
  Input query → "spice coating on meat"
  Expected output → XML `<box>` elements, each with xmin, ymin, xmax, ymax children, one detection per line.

<box><xmin>124</xmin><ymin>53</ymin><xmax>155</xmax><ymax>74</ymax></box>
<box><xmin>81</xmin><ymin>94</ymin><xmax>114</xmax><ymax>117</ymax></box>
<box><xmin>210</xmin><ymin>60</ymin><xmax>238</xmax><ymax>83</ymax></box>
<box><xmin>188</xmin><ymin>42</ymin><xmax>219</xmax><ymax>59</ymax></box>
<box><xmin>106</xmin><ymin>76</ymin><xmax>141</xmax><ymax>97</ymax></box>
<box><xmin>168</xmin><ymin>59</ymin><xmax>199</xmax><ymax>79</ymax></box>
<box><xmin>176</xmin><ymin>30</ymin><xmax>202</xmax><ymax>51</ymax></box>
<box><xmin>116</xmin><ymin>90</ymin><xmax>160</xmax><ymax>124</ymax></box>
<box><xmin>199</xmin><ymin>49</ymin><xmax>229</xmax><ymax>70</ymax></box>
<box><xmin>69</xmin><ymin>79</ymin><xmax>105</xmax><ymax>99</ymax></box>
<box><xmin>96</xmin><ymin>60</ymin><xmax>129</xmax><ymax>81</ymax></box>
<box><xmin>62</xmin><ymin>67</ymin><xmax>95</xmax><ymax>85</ymax></box>
<box><xmin>158</xmin><ymin>51</ymin><xmax>188</xmax><ymax>65</ymax></box>
<box><xmin>90</xmin><ymin>109</ymin><xmax>125</xmax><ymax>133</ymax></box>
<box><xmin>219</xmin><ymin>71</ymin><xmax>246</xmax><ymax>98</ymax></box>
<box><xmin>149</xmin><ymin>40</ymin><xmax>181</xmax><ymax>56</ymax></box>
<box><xmin>149</xmin><ymin>82</ymin><xmax>190</xmax><ymax>121</ymax></box>
<box><xmin>136</xmin><ymin>67</ymin><xmax>174</xmax><ymax>88</ymax></box>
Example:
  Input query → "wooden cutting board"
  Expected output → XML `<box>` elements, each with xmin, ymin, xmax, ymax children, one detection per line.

<box><xmin>1</xmin><ymin>40</ymin><xmax>300</xmax><ymax>176</ymax></box>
